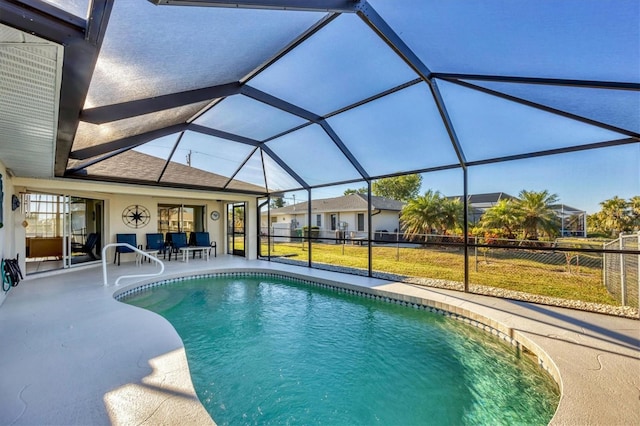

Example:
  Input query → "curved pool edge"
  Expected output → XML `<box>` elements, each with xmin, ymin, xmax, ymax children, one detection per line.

<box><xmin>113</xmin><ymin>266</ymin><xmax>639</xmax><ymax>426</ymax></box>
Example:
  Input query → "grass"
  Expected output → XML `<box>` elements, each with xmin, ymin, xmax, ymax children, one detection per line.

<box><xmin>262</xmin><ymin>241</ymin><xmax>618</xmax><ymax>306</ymax></box>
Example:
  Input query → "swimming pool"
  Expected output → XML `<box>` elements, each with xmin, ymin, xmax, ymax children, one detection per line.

<box><xmin>122</xmin><ymin>273</ymin><xmax>559</xmax><ymax>425</ymax></box>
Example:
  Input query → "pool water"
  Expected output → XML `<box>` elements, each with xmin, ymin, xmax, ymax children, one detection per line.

<box><xmin>123</xmin><ymin>275</ymin><xmax>559</xmax><ymax>425</ymax></box>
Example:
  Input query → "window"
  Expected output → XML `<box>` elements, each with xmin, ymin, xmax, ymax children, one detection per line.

<box><xmin>24</xmin><ymin>194</ymin><xmax>64</xmax><ymax>238</ymax></box>
<box><xmin>158</xmin><ymin>204</ymin><xmax>204</xmax><ymax>234</ymax></box>
<box><xmin>330</xmin><ymin>214</ymin><xmax>337</xmax><ymax>231</ymax></box>
<box><xmin>357</xmin><ymin>213</ymin><xmax>365</xmax><ymax>232</ymax></box>
<box><xmin>316</xmin><ymin>214</ymin><xmax>322</xmax><ymax>227</ymax></box>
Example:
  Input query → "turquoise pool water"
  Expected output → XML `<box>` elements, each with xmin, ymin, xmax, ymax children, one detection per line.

<box><xmin>123</xmin><ymin>275</ymin><xmax>559</xmax><ymax>425</ymax></box>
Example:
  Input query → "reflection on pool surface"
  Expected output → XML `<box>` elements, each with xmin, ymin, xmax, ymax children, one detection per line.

<box><xmin>123</xmin><ymin>274</ymin><xmax>559</xmax><ymax>425</ymax></box>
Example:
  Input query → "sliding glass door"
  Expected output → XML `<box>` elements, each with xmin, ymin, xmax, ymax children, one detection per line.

<box><xmin>24</xmin><ymin>193</ymin><xmax>103</xmax><ymax>274</ymax></box>
<box><xmin>227</xmin><ymin>203</ymin><xmax>246</xmax><ymax>257</ymax></box>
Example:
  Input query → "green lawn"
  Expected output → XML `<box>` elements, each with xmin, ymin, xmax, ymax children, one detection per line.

<box><xmin>262</xmin><ymin>241</ymin><xmax>618</xmax><ymax>306</ymax></box>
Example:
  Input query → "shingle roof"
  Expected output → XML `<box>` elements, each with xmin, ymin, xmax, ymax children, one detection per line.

<box><xmin>79</xmin><ymin>150</ymin><xmax>265</xmax><ymax>192</ymax></box>
<box><xmin>270</xmin><ymin>193</ymin><xmax>404</xmax><ymax>215</ymax></box>
<box><xmin>448</xmin><ymin>192</ymin><xmax>517</xmax><ymax>204</ymax></box>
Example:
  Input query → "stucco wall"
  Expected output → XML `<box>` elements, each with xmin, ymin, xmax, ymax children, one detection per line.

<box><xmin>4</xmin><ymin>177</ymin><xmax>252</xmax><ymax>277</ymax></box>
<box><xmin>0</xmin><ymin>161</ymin><xmax>20</xmax><ymax>307</ymax></box>
<box><xmin>267</xmin><ymin>209</ymin><xmax>401</xmax><ymax>239</ymax></box>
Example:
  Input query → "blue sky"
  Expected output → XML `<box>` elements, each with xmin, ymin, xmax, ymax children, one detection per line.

<box><xmin>284</xmin><ymin>141</ymin><xmax>639</xmax><ymax>215</ymax></box>
<box><xmin>131</xmin><ymin>0</ymin><xmax>638</xmax><ymax>214</ymax></box>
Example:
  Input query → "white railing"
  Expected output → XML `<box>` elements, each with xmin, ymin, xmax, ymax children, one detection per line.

<box><xmin>102</xmin><ymin>243</ymin><xmax>165</xmax><ymax>286</ymax></box>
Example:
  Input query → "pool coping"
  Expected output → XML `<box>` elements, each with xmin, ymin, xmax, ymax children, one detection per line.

<box><xmin>113</xmin><ymin>265</ymin><xmax>640</xmax><ymax>426</ymax></box>
<box><xmin>1</xmin><ymin>259</ymin><xmax>637</xmax><ymax>425</ymax></box>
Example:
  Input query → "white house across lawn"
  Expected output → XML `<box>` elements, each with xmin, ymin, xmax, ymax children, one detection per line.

<box><xmin>262</xmin><ymin>194</ymin><xmax>404</xmax><ymax>243</ymax></box>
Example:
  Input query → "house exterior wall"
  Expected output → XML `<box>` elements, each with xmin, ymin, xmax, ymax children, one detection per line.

<box><xmin>264</xmin><ymin>209</ymin><xmax>401</xmax><ymax>240</ymax></box>
<box><xmin>372</xmin><ymin>211</ymin><xmax>401</xmax><ymax>234</ymax></box>
<box><xmin>0</xmin><ymin>160</ymin><xmax>20</xmax><ymax>307</ymax></box>
<box><xmin>5</xmin><ymin>177</ymin><xmax>254</xmax><ymax>273</ymax></box>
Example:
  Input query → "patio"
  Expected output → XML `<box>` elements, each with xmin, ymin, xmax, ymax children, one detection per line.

<box><xmin>0</xmin><ymin>257</ymin><xmax>638</xmax><ymax>425</ymax></box>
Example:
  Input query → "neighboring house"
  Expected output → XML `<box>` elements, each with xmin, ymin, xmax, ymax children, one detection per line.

<box><xmin>448</xmin><ymin>192</ymin><xmax>517</xmax><ymax>225</ymax></box>
<box><xmin>450</xmin><ymin>192</ymin><xmax>586</xmax><ymax>237</ymax></box>
<box><xmin>551</xmin><ymin>204</ymin><xmax>588</xmax><ymax>237</ymax></box>
<box><xmin>263</xmin><ymin>194</ymin><xmax>404</xmax><ymax>241</ymax></box>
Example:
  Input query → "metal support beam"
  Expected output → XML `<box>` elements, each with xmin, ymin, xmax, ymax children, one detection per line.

<box><xmin>465</xmin><ymin>138</ymin><xmax>639</xmax><ymax>167</ymax></box>
<box><xmin>444</xmin><ymin>78</ymin><xmax>640</xmax><ymax>139</ymax></box>
<box><xmin>189</xmin><ymin>124</ymin><xmax>311</xmax><ymax>189</ymax></box>
<box><xmin>463</xmin><ymin>168</ymin><xmax>469</xmax><ymax>292</ymax></box>
<box><xmin>241</xmin><ymin>85</ymin><xmax>322</xmax><ymax>122</ymax></box>
<box><xmin>355</xmin><ymin>2</ymin><xmax>431</xmax><ymax>80</ymax></box>
<box><xmin>148</xmin><ymin>0</ymin><xmax>361</xmax><ymax>13</ymax></box>
<box><xmin>307</xmin><ymin>189</ymin><xmax>312</xmax><ymax>268</ymax></box>
<box><xmin>157</xmin><ymin>131</ymin><xmax>184</xmax><ymax>182</ymax></box>
<box><xmin>241</xmin><ymin>86</ymin><xmax>370</xmax><ymax>181</ymax></box>
<box><xmin>69</xmin><ymin>124</ymin><xmax>188</xmax><ymax>160</ymax></box>
<box><xmin>65</xmin><ymin>147</ymin><xmax>131</xmax><ymax>175</ymax></box>
<box><xmin>355</xmin><ymin>2</ymin><xmax>467</xmax><ymax>167</ymax></box>
<box><xmin>432</xmin><ymin>73</ymin><xmax>640</xmax><ymax>91</ymax></box>
<box><xmin>319</xmin><ymin>120</ymin><xmax>370</xmax><ymax>180</ymax></box>
<box><xmin>367</xmin><ymin>180</ymin><xmax>372</xmax><ymax>277</ymax></box>
<box><xmin>190</xmin><ymin>124</ymin><xmax>261</xmax><ymax>146</ymax></box>
<box><xmin>260</xmin><ymin>145</ymin><xmax>310</xmax><ymax>189</ymax></box>
<box><xmin>0</xmin><ymin>0</ymin><xmax>86</xmax><ymax>41</ymax></box>
<box><xmin>63</xmin><ymin>172</ymin><xmax>268</xmax><ymax>195</ymax></box>
<box><xmin>259</xmin><ymin>149</ymin><xmax>269</xmax><ymax>192</ymax></box>
<box><xmin>241</xmin><ymin>13</ymin><xmax>339</xmax><ymax>84</ymax></box>
<box><xmin>429</xmin><ymin>79</ymin><xmax>467</xmax><ymax>166</ymax></box>
<box><xmin>81</xmin><ymin>82</ymin><xmax>242</xmax><ymax>124</ymax></box>
<box><xmin>223</xmin><ymin>147</ymin><xmax>260</xmax><ymax>189</ymax></box>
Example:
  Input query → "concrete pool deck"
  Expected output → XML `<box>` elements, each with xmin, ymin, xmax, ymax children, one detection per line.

<box><xmin>0</xmin><ymin>256</ymin><xmax>638</xmax><ymax>425</ymax></box>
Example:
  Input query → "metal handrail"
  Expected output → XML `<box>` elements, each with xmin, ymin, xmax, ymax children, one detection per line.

<box><xmin>102</xmin><ymin>243</ymin><xmax>165</xmax><ymax>286</ymax></box>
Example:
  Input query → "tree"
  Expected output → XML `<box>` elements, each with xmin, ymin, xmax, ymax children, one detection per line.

<box><xmin>372</xmin><ymin>174</ymin><xmax>422</xmax><ymax>202</ymax></box>
<box><xmin>629</xmin><ymin>195</ymin><xmax>640</xmax><ymax>230</ymax></box>
<box><xmin>515</xmin><ymin>190</ymin><xmax>560</xmax><ymax>240</ymax></box>
<box><xmin>270</xmin><ymin>197</ymin><xmax>285</xmax><ymax>208</ymax></box>
<box><xmin>480</xmin><ymin>199</ymin><xmax>519</xmax><ymax>239</ymax></box>
<box><xmin>439</xmin><ymin>197</ymin><xmax>464</xmax><ymax>235</ymax></box>
<box><xmin>400</xmin><ymin>190</ymin><xmax>444</xmax><ymax>241</ymax></box>
<box><xmin>596</xmin><ymin>196</ymin><xmax>632</xmax><ymax>236</ymax></box>
<box><xmin>344</xmin><ymin>187</ymin><xmax>367</xmax><ymax>196</ymax></box>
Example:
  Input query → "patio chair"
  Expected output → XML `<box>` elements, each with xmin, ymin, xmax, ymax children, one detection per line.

<box><xmin>145</xmin><ymin>233</ymin><xmax>168</xmax><ymax>260</ymax></box>
<box><xmin>166</xmin><ymin>232</ymin><xmax>188</xmax><ymax>261</ymax></box>
<box><xmin>114</xmin><ymin>233</ymin><xmax>137</xmax><ymax>266</ymax></box>
<box><xmin>71</xmin><ymin>232</ymin><xmax>99</xmax><ymax>260</ymax></box>
<box><xmin>189</xmin><ymin>231</ymin><xmax>217</xmax><ymax>258</ymax></box>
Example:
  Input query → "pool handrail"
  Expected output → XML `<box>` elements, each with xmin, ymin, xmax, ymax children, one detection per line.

<box><xmin>102</xmin><ymin>243</ymin><xmax>165</xmax><ymax>286</ymax></box>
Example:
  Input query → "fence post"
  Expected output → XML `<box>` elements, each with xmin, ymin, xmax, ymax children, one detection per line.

<box><xmin>475</xmin><ymin>245</ymin><xmax>478</xmax><ymax>272</ymax></box>
<box><xmin>620</xmin><ymin>233</ymin><xmax>626</xmax><ymax>306</ymax></box>
<box><xmin>602</xmin><ymin>241</ymin><xmax>606</xmax><ymax>294</ymax></box>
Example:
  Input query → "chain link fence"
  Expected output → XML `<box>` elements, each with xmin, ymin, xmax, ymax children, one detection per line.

<box><xmin>603</xmin><ymin>233</ymin><xmax>639</xmax><ymax>308</ymax></box>
<box><xmin>259</xmin><ymin>228</ymin><xmax>639</xmax><ymax>309</ymax></box>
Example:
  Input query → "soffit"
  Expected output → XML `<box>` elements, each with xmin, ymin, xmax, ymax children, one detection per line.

<box><xmin>0</xmin><ymin>24</ymin><xmax>62</xmax><ymax>178</ymax></box>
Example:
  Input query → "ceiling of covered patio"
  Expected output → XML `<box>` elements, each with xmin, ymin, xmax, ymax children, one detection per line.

<box><xmin>1</xmin><ymin>0</ymin><xmax>638</xmax><ymax>196</ymax></box>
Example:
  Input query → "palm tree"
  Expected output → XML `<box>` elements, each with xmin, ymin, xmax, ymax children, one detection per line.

<box><xmin>629</xmin><ymin>196</ymin><xmax>640</xmax><ymax>230</ymax></box>
<box><xmin>480</xmin><ymin>199</ymin><xmax>519</xmax><ymax>239</ymax></box>
<box><xmin>401</xmin><ymin>190</ymin><xmax>443</xmax><ymax>242</ymax></box>
<box><xmin>516</xmin><ymin>190</ymin><xmax>560</xmax><ymax>240</ymax></box>
<box><xmin>598</xmin><ymin>196</ymin><xmax>630</xmax><ymax>236</ymax></box>
<box><xmin>439</xmin><ymin>197</ymin><xmax>464</xmax><ymax>235</ymax></box>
